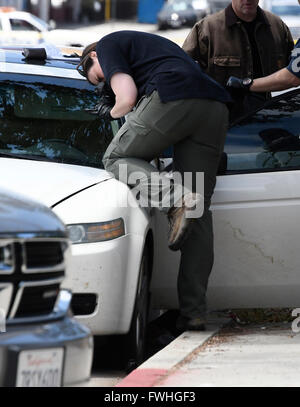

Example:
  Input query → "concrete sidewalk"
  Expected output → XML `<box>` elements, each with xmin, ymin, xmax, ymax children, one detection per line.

<box><xmin>58</xmin><ymin>20</ymin><xmax>191</xmax><ymax>47</ymax></box>
<box><xmin>116</xmin><ymin>316</ymin><xmax>300</xmax><ymax>387</ymax></box>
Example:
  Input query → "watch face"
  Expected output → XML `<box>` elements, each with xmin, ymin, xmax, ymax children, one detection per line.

<box><xmin>243</xmin><ymin>78</ymin><xmax>252</xmax><ymax>86</ymax></box>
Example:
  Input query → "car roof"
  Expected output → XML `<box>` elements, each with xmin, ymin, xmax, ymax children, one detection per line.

<box><xmin>2</xmin><ymin>48</ymin><xmax>79</xmax><ymax>68</ymax></box>
<box><xmin>0</xmin><ymin>47</ymin><xmax>84</xmax><ymax>80</ymax></box>
<box><xmin>0</xmin><ymin>10</ymin><xmax>32</xmax><ymax>16</ymax></box>
<box><xmin>0</xmin><ymin>9</ymin><xmax>46</xmax><ymax>20</ymax></box>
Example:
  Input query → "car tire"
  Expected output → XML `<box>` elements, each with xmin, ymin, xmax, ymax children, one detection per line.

<box><xmin>123</xmin><ymin>245</ymin><xmax>151</xmax><ymax>373</ymax></box>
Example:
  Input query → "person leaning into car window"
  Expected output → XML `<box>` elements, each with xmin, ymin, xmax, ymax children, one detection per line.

<box><xmin>226</xmin><ymin>38</ymin><xmax>300</xmax><ymax>93</ymax></box>
<box><xmin>182</xmin><ymin>0</ymin><xmax>294</xmax><ymax>119</ymax></box>
<box><xmin>76</xmin><ymin>30</ymin><xmax>232</xmax><ymax>332</ymax></box>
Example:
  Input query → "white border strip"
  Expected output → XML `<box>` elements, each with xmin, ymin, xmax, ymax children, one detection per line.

<box><xmin>0</xmin><ymin>61</ymin><xmax>85</xmax><ymax>80</ymax></box>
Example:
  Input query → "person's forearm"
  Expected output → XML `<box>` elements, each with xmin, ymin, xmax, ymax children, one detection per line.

<box><xmin>109</xmin><ymin>72</ymin><xmax>138</xmax><ymax>118</ymax></box>
<box><xmin>250</xmin><ymin>68</ymin><xmax>300</xmax><ymax>92</ymax></box>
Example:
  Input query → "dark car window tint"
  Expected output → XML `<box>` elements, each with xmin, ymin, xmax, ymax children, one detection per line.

<box><xmin>10</xmin><ymin>19</ymin><xmax>40</xmax><ymax>31</ymax></box>
<box><xmin>0</xmin><ymin>79</ymin><xmax>119</xmax><ymax>168</ymax></box>
<box><xmin>224</xmin><ymin>92</ymin><xmax>300</xmax><ymax>173</ymax></box>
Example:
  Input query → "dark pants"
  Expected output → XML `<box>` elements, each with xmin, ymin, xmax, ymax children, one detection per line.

<box><xmin>103</xmin><ymin>91</ymin><xmax>228</xmax><ymax>318</ymax></box>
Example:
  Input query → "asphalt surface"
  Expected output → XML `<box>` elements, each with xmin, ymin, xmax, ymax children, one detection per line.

<box><xmin>91</xmin><ymin>310</ymin><xmax>182</xmax><ymax>369</ymax></box>
<box><xmin>76</xmin><ymin>310</ymin><xmax>182</xmax><ymax>387</ymax></box>
<box><xmin>57</xmin><ymin>20</ymin><xmax>191</xmax><ymax>47</ymax></box>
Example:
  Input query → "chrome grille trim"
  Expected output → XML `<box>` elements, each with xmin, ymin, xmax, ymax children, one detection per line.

<box><xmin>21</xmin><ymin>240</ymin><xmax>67</xmax><ymax>274</ymax></box>
<box><xmin>0</xmin><ymin>232</ymin><xmax>67</xmax><ymax>240</ymax></box>
<box><xmin>0</xmin><ymin>240</ymin><xmax>15</xmax><ymax>275</ymax></box>
<box><xmin>0</xmin><ymin>282</ymin><xmax>13</xmax><ymax>317</ymax></box>
<box><xmin>9</xmin><ymin>277</ymin><xmax>64</xmax><ymax>319</ymax></box>
<box><xmin>21</xmin><ymin>262</ymin><xmax>65</xmax><ymax>274</ymax></box>
<box><xmin>6</xmin><ymin>289</ymin><xmax>72</xmax><ymax>326</ymax></box>
<box><xmin>0</xmin><ymin>233</ymin><xmax>68</xmax><ymax>322</ymax></box>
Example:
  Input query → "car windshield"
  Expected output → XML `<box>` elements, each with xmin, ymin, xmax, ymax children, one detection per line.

<box><xmin>271</xmin><ymin>5</ymin><xmax>300</xmax><ymax>15</ymax></box>
<box><xmin>0</xmin><ymin>79</ymin><xmax>120</xmax><ymax>169</ymax></box>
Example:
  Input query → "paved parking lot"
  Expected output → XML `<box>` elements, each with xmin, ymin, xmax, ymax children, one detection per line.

<box><xmin>59</xmin><ymin>20</ymin><xmax>191</xmax><ymax>47</ymax></box>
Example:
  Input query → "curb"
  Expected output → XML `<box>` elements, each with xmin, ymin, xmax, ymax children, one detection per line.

<box><xmin>116</xmin><ymin>316</ymin><xmax>230</xmax><ymax>387</ymax></box>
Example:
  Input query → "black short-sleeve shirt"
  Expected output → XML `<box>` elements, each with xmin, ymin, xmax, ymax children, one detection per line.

<box><xmin>287</xmin><ymin>39</ymin><xmax>300</xmax><ymax>79</ymax></box>
<box><xmin>96</xmin><ymin>31</ymin><xmax>231</xmax><ymax>104</ymax></box>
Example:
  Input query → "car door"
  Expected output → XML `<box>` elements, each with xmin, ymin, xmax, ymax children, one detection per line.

<box><xmin>151</xmin><ymin>89</ymin><xmax>300</xmax><ymax>310</ymax></box>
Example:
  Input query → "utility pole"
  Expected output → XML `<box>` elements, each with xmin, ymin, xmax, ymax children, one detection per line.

<box><xmin>38</xmin><ymin>0</ymin><xmax>50</xmax><ymax>22</ymax></box>
<box><xmin>111</xmin><ymin>0</ymin><xmax>117</xmax><ymax>20</ymax></box>
<box><xmin>16</xmin><ymin>0</ymin><xmax>23</xmax><ymax>10</ymax></box>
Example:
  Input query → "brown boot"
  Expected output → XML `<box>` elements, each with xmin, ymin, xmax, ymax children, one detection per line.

<box><xmin>167</xmin><ymin>192</ymin><xmax>203</xmax><ymax>251</ymax></box>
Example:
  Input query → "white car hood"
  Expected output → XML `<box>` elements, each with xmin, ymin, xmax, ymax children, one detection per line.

<box><xmin>0</xmin><ymin>158</ymin><xmax>113</xmax><ymax>208</ymax></box>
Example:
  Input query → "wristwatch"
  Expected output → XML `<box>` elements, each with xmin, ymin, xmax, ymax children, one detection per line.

<box><xmin>242</xmin><ymin>77</ymin><xmax>253</xmax><ymax>89</ymax></box>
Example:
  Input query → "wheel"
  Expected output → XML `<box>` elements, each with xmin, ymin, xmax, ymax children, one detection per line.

<box><xmin>123</xmin><ymin>245</ymin><xmax>151</xmax><ymax>372</ymax></box>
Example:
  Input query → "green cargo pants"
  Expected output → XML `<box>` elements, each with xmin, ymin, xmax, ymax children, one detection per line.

<box><xmin>103</xmin><ymin>91</ymin><xmax>228</xmax><ymax>319</ymax></box>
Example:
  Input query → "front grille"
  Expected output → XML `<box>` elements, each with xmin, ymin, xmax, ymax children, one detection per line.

<box><xmin>24</xmin><ymin>241</ymin><xmax>64</xmax><ymax>270</ymax></box>
<box><xmin>0</xmin><ymin>238</ymin><xmax>67</xmax><ymax>321</ymax></box>
<box><xmin>15</xmin><ymin>283</ymin><xmax>60</xmax><ymax>318</ymax></box>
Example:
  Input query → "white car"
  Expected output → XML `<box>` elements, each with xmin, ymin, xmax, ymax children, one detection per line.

<box><xmin>0</xmin><ymin>48</ymin><xmax>300</xmax><ymax>367</ymax></box>
<box><xmin>0</xmin><ymin>9</ymin><xmax>98</xmax><ymax>47</ymax></box>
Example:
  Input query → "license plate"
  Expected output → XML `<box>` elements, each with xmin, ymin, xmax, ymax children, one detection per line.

<box><xmin>16</xmin><ymin>348</ymin><xmax>64</xmax><ymax>387</ymax></box>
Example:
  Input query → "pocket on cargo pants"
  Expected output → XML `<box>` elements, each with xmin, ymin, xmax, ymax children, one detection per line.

<box><xmin>102</xmin><ymin>119</ymin><xmax>152</xmax><ymax>168</ymax></box>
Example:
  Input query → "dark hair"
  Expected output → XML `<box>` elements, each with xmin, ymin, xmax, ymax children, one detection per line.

<box><xmin>76</xmin><ymin>41</ymin><xmax>98</xmax><ymax>80</ymax></box>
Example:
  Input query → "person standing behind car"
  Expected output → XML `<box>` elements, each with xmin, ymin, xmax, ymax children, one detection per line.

<box><xmin>182</xmin><ymin>0</ymin><xmax>294</xmax><ymax>119</ymax></box>
<box><xmin>76</xmin><ymin>31</ymin><xmax>232</xmax><ymax>332</ymax></box>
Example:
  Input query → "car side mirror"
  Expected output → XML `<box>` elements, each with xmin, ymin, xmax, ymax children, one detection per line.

<box><xmin>217</xmin><ymin>152</ymin><xmax>227</xmax><ymax>175</ymax></box>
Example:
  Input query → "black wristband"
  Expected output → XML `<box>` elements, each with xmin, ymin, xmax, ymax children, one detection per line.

<box><xmin>242</xmin><ymin>78</ymin><xmax>253</xmax><ymax>90</ymax></box>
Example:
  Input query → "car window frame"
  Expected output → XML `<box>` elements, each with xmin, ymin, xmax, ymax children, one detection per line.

<box><xmin>9</xmin><ymin>17</ymin><xmax>41</xmax><ymax>32</ymax></box>
<box><xmin>0</xmin><ymin>14</ymin><xmax>11</xmax><ymax>31</ymax></box>
<box><xmin>0</xmin><ymin>71</ymin><xmax>123</xmax><ymax>168</ymax></box>
<box><xmin>0</xmin><ymin>72</ymin><xmax>123</xmax><ymax>132</ymax></box>
<box><xmin>224</xmin><ymin>88</ymin><xmax>300</xmax><ymax>176</ymax></box>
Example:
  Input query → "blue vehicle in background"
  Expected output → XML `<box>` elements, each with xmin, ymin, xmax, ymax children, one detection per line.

<box><xmin>156</xmin><ymin>0</ymin><xmax>210</xmax><ymax>30</ymax></box>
